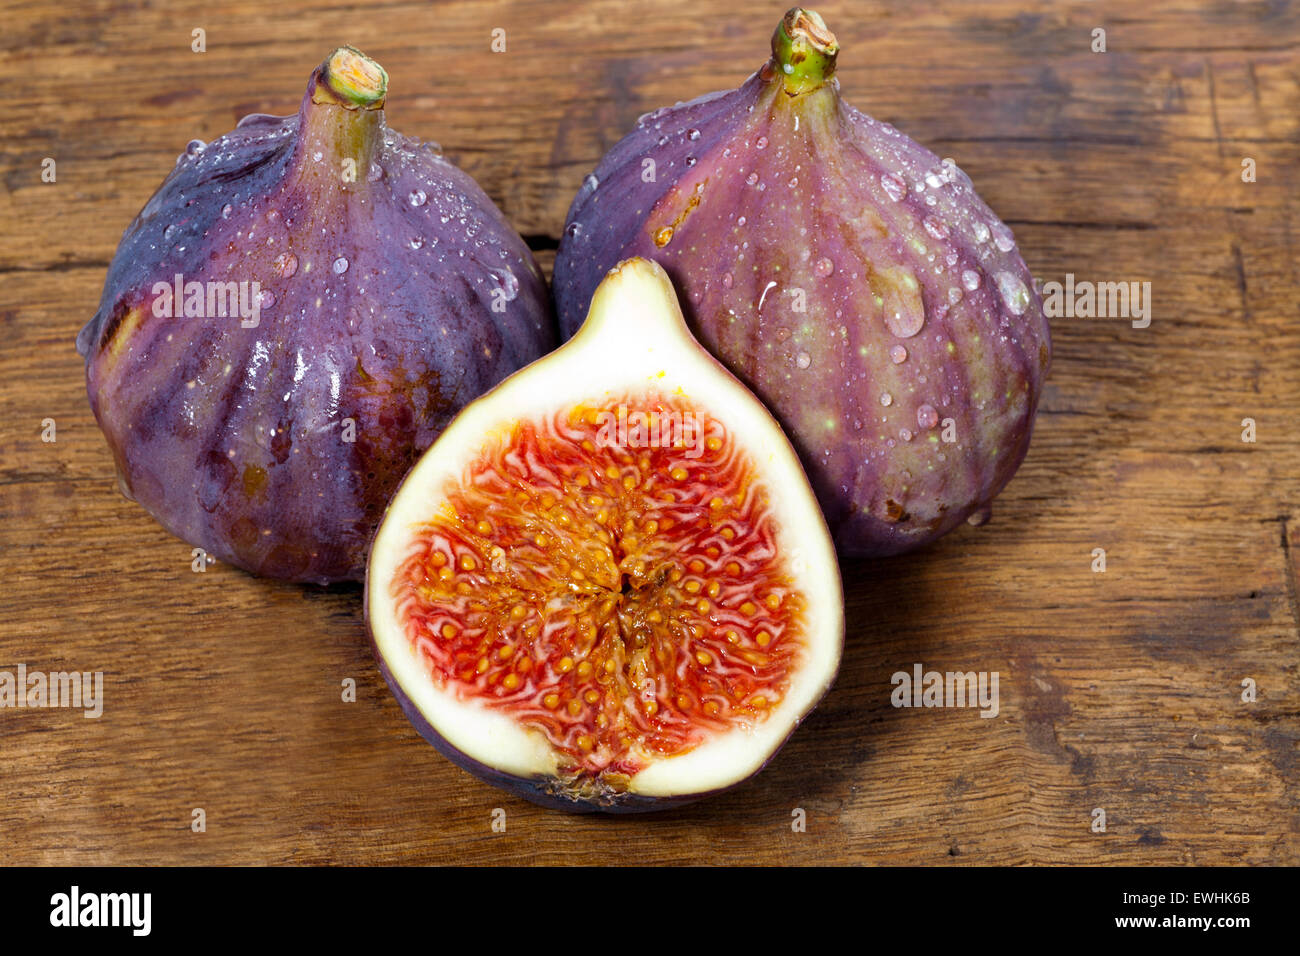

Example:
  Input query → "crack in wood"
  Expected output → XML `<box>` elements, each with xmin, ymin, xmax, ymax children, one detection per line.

<box><xmin>1001</xmin><ymin>219</ymin><xmax>1156</xmax><ymax>231</ymax></box>
<box><xmin>0</xmin><ymin>259</ymin><xmax>110</xmax><ymax>274</ymax></box>
<box><xmin>1279</xmin><ymin>516</ymin><xmax>1299</xmax><ymax>636</ymax></box>
<box><xmin>1206</xmin><ymin>59</ymin><xmax>1226</xmax><ymax>161</ymax></box>
<box><xmin>1232</xmin><ymin>241</ymin><xmax>1252</xmax><ymax>323</ymax></box>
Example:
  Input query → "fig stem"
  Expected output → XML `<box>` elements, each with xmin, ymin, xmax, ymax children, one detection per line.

<box><xmin>296</xmin><ymin>47</ymin><xmax>387</xmax><ymax>179</ymax></box>
<box><xmin>314</xmin><ymin>46</ymin><xmax>388</xmax><ymax>109</ymax></box>
<box><xmin>770</xmin><ymin>8</ymin><xmax>838</xmax><ymax>95</ymax></box>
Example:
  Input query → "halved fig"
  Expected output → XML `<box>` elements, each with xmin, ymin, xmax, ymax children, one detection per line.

<box><xmin>367</xmin><ymin>258</ymin><xmax>843</xmax><ymax>812</ymax></box>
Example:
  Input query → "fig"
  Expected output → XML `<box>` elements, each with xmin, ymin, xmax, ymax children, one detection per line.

<box><xmin>367</xmin><ymin>258</ymin><xmax>843</xmax><ymax>812</ymax></box>
<box><xmin>553</xmin><ymin>9</ymin><xmax>1051</xmax><ymax>556</ymax></box>
<box><xmin>77</xmin><ymin>47</ymin><xmax>554</xmax><ymax>584</ymax></box>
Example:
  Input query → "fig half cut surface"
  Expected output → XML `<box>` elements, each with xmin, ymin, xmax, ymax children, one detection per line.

<box><xmin>367</xmin><ymin>258</ymin><xmax>843</xmax><ymax>812</ymax></box>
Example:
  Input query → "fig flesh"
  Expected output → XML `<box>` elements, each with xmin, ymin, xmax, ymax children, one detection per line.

<box><xmin>77</xmin><ymin>47</ymin><xmax>554</xmax><ymax>584</ymax></box>
<box><xmin>367</xmin><ymin>258</ymin><xmax>843</xmax><ymax>812</ymax></box>
<box><xmin>554</xmin><ymin>9</ymin><xmax>1051</xmax><ymax>556</ymax></box>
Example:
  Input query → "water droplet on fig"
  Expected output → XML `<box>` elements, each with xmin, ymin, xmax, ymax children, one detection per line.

<box><xmin>722</xmin><ymin>272</ymin><xmax>734</xmax><ymax>289</ymax></box>
<box><xmin>879</xmin><ymin>267</ymin><xmax>926</xmax><ymax>338</ymax></box>
<box><xmin>967</xmin><ymin>506</ymin><xmax>992</xmax><ymax>526</ymax></box>
<box><xmin>972</xmin><ymin>221</ymin><xmax>990</xmax><ymax>243</ymax></box>
<box><xmin>408</xmin><ymin>189</ymin><xmax>427</xmax><ymax>207</ymax></box>
<box><xmin>409</xmin><ymin>237</ymin><xmax>424</xmax><ymax>250</ymax></box>
<box><xmin>948</xmin><ymin>287</ymin><xmax>963</xmax><ymax>305</ymax></box>
<box><xmin>653</xmin><ymin>226</ymin><xmax>674</xmax><ymax>248</ymax></box>
<box><xmin>880</xmin><ymin>392</ymin><xmax>893</xmax><ymax>406</ymax></box>
<box><xmin>490</xmin><ymin>267</ymin><xmax>520</xmax><ymax>301</ymax></box>
<box><xmin>995</xmin><ymin>271</ymin><xmax>1030</xmax><ymax>315</ymax></box>
<box><xmin>186</xmin><ymin>139</ymin><xmax>206</xmax><ymax>156</ymax></box>
<box><xmin>755</xmin><ymin>135</ymin><xmax>769</xmax><ymax>150</ymax></box>
<box><xmin>685</xmin><ymin>156</ymin><xmax>697</xmax><ymax>167</ymax></box>
<box><xmin>917</xmin><ymin>404</ymin><xmax>939</xmax><ymax>429</ymax></box>
<box><xmin>583</xmin><ymin>173</ymin><xmax>600</xmax><ymax>192</ymax></box>
<box><xmin>788</xmin><ymin>176</ymin><xmax>799</xmax><ymax>188</ymax></box>
<box><xmin>923</xmin><ymin>215</ymin><xmax>950</xmax><ymax>240</ymax></box>
<box><xmin>814</xmin><ymin>257</ymin><xmax>834</xmax><ymax>278</ymax></box>
<box><xmin>746</xmin><ymin>172</ymin><xmax>759</xmax><ymax>186</ymax></box>
<box><xmin>273</xmin><ymin>252</ymin><xmax>298</xmax><ymax>278</ymax></box>
<box><xmin>367</xmin><ymin>163</ymin><xmax>383</xmax><ymax>182</ymax></box>
<box><xmin>880</xmin><ymin>174</ymin><xmax>906</xmax><ymax>202</ymax></box>
<box><xmin>890</xmin><ymin>345</ymin><xmax>907</xmax><ymax>364</ymax></box>
<box><xmin>312</xmin><ymin>150</ymin><xmax>323</xmax><ymax>162</ymax></box>
<box><xmin>925</xmin><ymin>169</ymin><xmax>945</xmax><ymax>189</ymax></box>
<box><xmin>221</xmin><ymin>204</ymin><xmax>233</xmax><ymax>219</ymax></box>
<box><xmin>687</xmin><ymin>128</ymin><xmax>701</xmax><ymax>141</ymax></box>
<box><xmin>795</xmin><ymin>351</ymin><xmax>812</xmax><ymax>369</ymax></box>
<box><xmin>961</xmin><ymin>269</ymin><xmax>981</xmax><ymax>291</ymax></box>
<box><xmin>257</xmin><ymin>289</ymin><xmax>276</xmax><ymax>310</ymax></box>
<box><xmin>900</xmin><ymin>428</ymin><xmax>913</xmax><ymax>441</ymax></box>
<box><xmin>993</xmin><ymin>226</ymin><xmax>1016</xmax><ymax>252</ymax></box>
<box><xmin>737</xmin><ymin>216</ymin><xmax>747</xmax><ymax>227</ymax></box>
<box><xmin>566</xmin><ymin>222</ymin><xmax>582</xmax><ymax>238</ymax></box>
<box><xmin>163</xmin><ymin>224</ymin><xmax>178</xmax><ymax>240</ymax></box>
<box><xmin>333</xmin><ymin>256</ymin><xmax>349</xmax><ymax>274</ymax></box>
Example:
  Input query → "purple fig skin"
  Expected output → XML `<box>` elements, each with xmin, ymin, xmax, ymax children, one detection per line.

<box><xmin>554</xmin><ymin>10</ymin><xmax>1050</xmax><ymax>557</ymax></box>
<box><xmin>77</xmin><ymin>48</ymin><xmax>555</xmax><ymax>584</ymax></box>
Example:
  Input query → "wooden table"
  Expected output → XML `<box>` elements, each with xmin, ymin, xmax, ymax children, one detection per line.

<box><xmin>1</xmin><ymin>0</ymin><xmax>1296</xmax><ymax>865</ymax></box>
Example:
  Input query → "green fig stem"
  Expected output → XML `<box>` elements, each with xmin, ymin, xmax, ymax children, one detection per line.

<box><xmin>770</xmin><ymin>8</ymin><xmax>838</xmax><ymax>95</ymax></box>
<box><xmin>314</xmin><ymin>46</ymin><xmax>388</xmax><ymax>109</ymax></box>
<box><xmin>296</xmin><ymin>47</ymin><xmax>387</xmax><ymax>179</ymax></box>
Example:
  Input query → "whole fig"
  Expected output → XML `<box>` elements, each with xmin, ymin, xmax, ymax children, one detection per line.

<box><xmin>554</xmin><ymin>9</ymin><xmax>1050</xmax><ymax>556</ymax></box>
<box><xmin>78</xmin><ymin>47</ymin><xmax>554</xmax><ymax>584</ymax></box>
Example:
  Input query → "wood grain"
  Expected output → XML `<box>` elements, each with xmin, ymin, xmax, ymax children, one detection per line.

<box><xmin>0</xmin><ymin>0</ymin><xmax>1296</xmax><ymax>864</ymax></box>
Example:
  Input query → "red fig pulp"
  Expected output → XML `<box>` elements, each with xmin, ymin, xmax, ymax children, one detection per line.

<box><xmin>78</xmin><ymin>48</ymin><xmax>555</xmax><ymax>584</ymax></box>
<box><xmin>554</xmin><ymin>9</ymin><xmax>1051</xmax><ymax>556</ymax></box>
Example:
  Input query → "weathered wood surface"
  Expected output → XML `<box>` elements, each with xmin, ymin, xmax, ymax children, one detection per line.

<box><xmin>0</xmin><ymin>0</ymin><xmax>1296</xmax><ymax>864</ymax></box>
